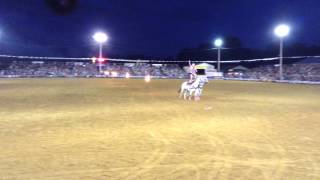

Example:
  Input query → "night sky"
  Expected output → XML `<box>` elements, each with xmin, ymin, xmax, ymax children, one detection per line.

<box><xmin>0</xmin><ymin>0</ymin><xmax>319</xmax><ymax>58</ymax></box>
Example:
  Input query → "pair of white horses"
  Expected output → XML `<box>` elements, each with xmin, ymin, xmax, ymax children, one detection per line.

<box><xmin>179</xmin><ymin>75</ymin><xmax>209</xmax><ymax>101</ymax></box>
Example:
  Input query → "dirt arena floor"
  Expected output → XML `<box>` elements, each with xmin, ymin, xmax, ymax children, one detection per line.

<box><xmin>0</xmin><ymin>78</ymin><xmax>319</xmax><ymax>180</ymax></box>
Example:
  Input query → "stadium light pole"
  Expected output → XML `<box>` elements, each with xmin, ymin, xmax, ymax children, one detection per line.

<box><xmin>274</xmin><ymin>24</ymin><xmax>290</xmax><ymax>80</ymax></box>
<box><xmin>93</xmin><ymin>32</ymin><xmax>108</xmax><ymax>74</ymax></box>
<box><xmin>214</xmin><ymin>38</ymin><xmax>223</xmax><ymax>72</ymax></box>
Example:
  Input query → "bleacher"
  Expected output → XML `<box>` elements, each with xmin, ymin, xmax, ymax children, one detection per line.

<box><xmin>0</xmin><ymin>60</ymin><xmax>319</xmax><ymax>82</ymax></box>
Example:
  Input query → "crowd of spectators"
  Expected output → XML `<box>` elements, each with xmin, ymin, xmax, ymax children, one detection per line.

<box><xmin>225</xmin><ymin>63</ymin><xmax>320</xmax><ymax>81</ymax></box>
<box><xmin>0</xmin><ymin>61</ymin><xmax>188</xmax><ymax>78</ymax></box>
<box><xmin>0</xmin><ymin>60</ymin><xmax>319</xmax><ymax>82</ymax></box>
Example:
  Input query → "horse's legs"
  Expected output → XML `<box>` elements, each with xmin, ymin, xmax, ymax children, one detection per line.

<box><xmin>194</xmin><ymin>88</ymin><xmax>200</xmax><ymax>101</ymax></box>
<box><xmin>179</xmin><ymin>89</ymin><xmax>183</xmax><ymax>98</ymax></box>
<box><xmin>180</xmin><ymin>83</ymin><xmax>187</xmax><ymax>99</ymax></box>
<box><xmin>188</xmin><ymin>89</ymin><xmax>193</xmax><ymax>101</ymax></box>
<box><xmin>183</xmin><ymin>90</ymin><xmax>187</xmax><ymax>100</ymax></box>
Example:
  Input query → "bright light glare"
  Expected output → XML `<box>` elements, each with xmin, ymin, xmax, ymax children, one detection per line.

<box><xmin>93</xmin><ymin>32</ymin><xmax>108</xmax><ymax>43</ymax></box>
<box><xmin>92</xmin><ymin>57</ymin><xmax>96</xmax><ymax>63</ymax></box>
<box><xmin>274</xmin><ymin>24</ymin><xmax>290</xmax><ymax>38</ymax></box>
<box><xmin>145</xmin><ymin>75</ymin><xmax>151</xmax><ymax>82</ymax></box>
<box><xmin>214</xmin><ymin>38</ymin><xmax>223</xmax><ymax>47</ymax></box>
<box><xmin>111</xmin><ymin>71</ymin><xmax>118</xmax><ymax>77</ymax></box>
<box><xmin>125</xmin><ymin>72</ymin><xmax>130</xmax><ymax>79</ymax></box>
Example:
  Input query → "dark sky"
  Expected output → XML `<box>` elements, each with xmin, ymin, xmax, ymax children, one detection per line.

<box><xmin>0</xmin><ymin>0</ymin><xmax>320</xmax><ymax>57</ymax></box>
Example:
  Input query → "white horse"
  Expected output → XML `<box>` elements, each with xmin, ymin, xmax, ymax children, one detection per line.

<box><xmin>179</xmin><ymin>76</ymin><xmax>209</xmax><ymax>101</ymax></box>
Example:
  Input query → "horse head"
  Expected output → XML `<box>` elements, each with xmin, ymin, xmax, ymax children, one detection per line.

<box><xmin>197</xmin><ymin>76</ymin><xmax>208</xmax><ymax>88</ymax></box>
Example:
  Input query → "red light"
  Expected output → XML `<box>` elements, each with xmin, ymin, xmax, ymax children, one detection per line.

<box><xmin>98</xmin><ymin>58</ymin><xmax>105</xmax><ymax>63</ymax></box>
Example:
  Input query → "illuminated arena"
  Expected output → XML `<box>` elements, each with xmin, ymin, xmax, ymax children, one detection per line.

<box><xmin>0</xmin><ymin>76</ymin><xmax>320</xmax><ymax>179</ymax></box>
<box><xmin>0</xmin><ymin>45</ymin><xmax>320</xmax><ymax>180</ymax></box>
<box><xmin>1</xmin><ymin>1</ymin><xmax>320</xmax><ymax>179</ymax></box>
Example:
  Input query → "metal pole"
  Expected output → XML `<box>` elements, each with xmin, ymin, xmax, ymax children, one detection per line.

<box><xmin>99</xmin><ymin>43</ymin><xmax>102</xmax><ymax>74</ymax></box>
<box><xmin>279</xmin><ymin>38</ymin><xmax>283</xmax><ymax>80</ymax></box>
<box><xmin>217</xmin><ymin>48</ymin><xmax>221</xmax><ymax>72</ymax></box>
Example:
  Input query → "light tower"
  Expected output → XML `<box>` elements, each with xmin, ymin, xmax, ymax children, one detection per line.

<box><xmin>214</xmin><ymin>38</ymin><xmax>223</xmax><ymax>72</ymax></box>
<box><xmin>93</xmin><ymin>32</ymin><xmax>108</xmax><ymax>73</ymax></box>
<box><xmin>274</xmin><ymin>24</ymin><xmax>290</xmax><ymax>80</ymax></box>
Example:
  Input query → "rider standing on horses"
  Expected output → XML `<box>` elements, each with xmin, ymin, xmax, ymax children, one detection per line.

<box><xmin>189</xmin><ymin>60</ymin><xmax>197</xmax><ymax>83</ymax></box>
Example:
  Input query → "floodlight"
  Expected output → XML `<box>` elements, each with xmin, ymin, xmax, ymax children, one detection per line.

<box><xmin>214</xmin><ymin>38</ymin><xmax>223</xmax><ymax>47</ymax></box>
<box><xmin>274</xmin><ymin>24</ymin><xmax>290</xmax><ymax>38</ymax></box>
<box><xmin>93</xmin><ymin>32</ymin><xmax>108</xmax><ymax>43</ymax></box>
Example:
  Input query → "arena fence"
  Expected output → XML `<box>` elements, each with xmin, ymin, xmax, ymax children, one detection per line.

<box><xmin>224</xmin><ymin>78</ymin><xmax>320</xmax><ymax>85</ymax></box>
<box><xmin>1</xmin><ymin>54</ymin><xmax>320</xmax><ymax>63</ymax></box>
